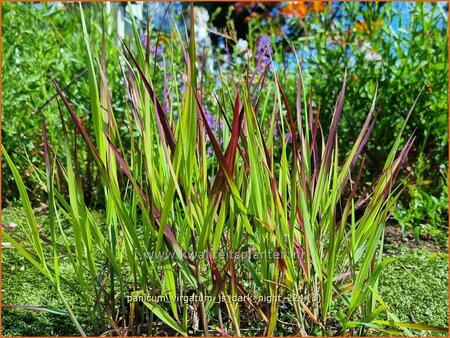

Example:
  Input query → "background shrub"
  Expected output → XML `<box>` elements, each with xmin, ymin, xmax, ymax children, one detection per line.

<box><xmin>242</xmin><ymin>1</ymin><xmax>448</xmax><ymax>239</ymax></box>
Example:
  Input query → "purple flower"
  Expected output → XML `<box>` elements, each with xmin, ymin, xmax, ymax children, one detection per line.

<box><xmin>257</xmin><ymin>35</ymin><xmax>273</xmax><ymax>55</ymax></box>
<box><xmin>178</xmin><ymin>74</ymin><xmax>187</xmax><ymax>94</ymax></box>
<box><xmin>140</xmin><ymin>34</ymin><xmax>148</xmax><ymax>46</ymax></box>
<box><xmin>140</xmin><ymin>34</ymin><xmax>165</xmax><ymax>57</ymax></box>
<box><xmin>204</xmin><ymin>108</ymin><xmax>223</xmax><ymax>132</ymax></box>
<box><xmin>163</xmin><ymin>101</ymin><xmax>170</xmax><ymax>112</ymax></box>
<box><xmin>207</xmin><ymin>147</ymin><xmax>213</xmax><ymax>156</ymax></box>
<box><xmin>273</xmin><ymin>117</ymin><xmax>281</xmax><ymax>137</ymax></box>
<box><xmin>152</xmin><ymin>44</ymin><xmax>164</xmax><ymax>57</ymax></box>
<box><xmin>256</xmin><ymin>35</ymin><xmax>273</xmax><ymax>72</ymax></box>
<box><xmin>203</xmin><ymin>107</ymin><xmax>223</xmax><ymax>156</ymax></box>
<box><xmin>284</xmin><ymin>131</ymin><xmax>293</xmax><ymax>143</ymax></box>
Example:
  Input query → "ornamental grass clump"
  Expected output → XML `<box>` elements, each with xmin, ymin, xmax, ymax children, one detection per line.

<box><xmin>3</xmin><ymin>4</ymin><xmax>447</xmax><ymax>337</ymax></box>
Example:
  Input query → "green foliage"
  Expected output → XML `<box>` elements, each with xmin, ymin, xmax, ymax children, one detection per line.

<box><xmin>2</xmin><ymin>2</ymin><xmax>448</xmax><ymax>337</ymax></box>
<box><xmin>4</xmin><ymin>207</ymin><xmax>447</xmax><ymax>336</ymax></box>
<box><xmin>2</xmin><ymin>2</ymin><xmax>88</xmax><ymax>202</ymax></box>
<box><xmin>246</xmin><ymin>1</ymin><xmax>448</xmax><ymax>242</ymax></box>
<box><xmin>394</xmin><ymin>158</ymin><xmax>448</xmax><ymax>242</ymax></box>
<box><xmin>286</xmin><ymin>2</ymin><xmax>448</xmax><ymax>177</ymax></box>
<box><xmin>2</xmin><ymin>3</ymin><xmax>124</xmax><ymax>206</ymax></box>
<box><xmin>4</xmin><ymin>3</ymin><xmax>446</xmax><ymax>336</ymax></box>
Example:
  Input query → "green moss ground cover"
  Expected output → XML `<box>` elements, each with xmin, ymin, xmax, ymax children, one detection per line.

<box><xmin>378</xmin><ymin>245</ymin><xmax>449</xmax><ymax>336</ymax></box>
<box><xmin>2</xmin><ymin>207</ymin><xmax>92</xmax><ymax>336</ymax></box>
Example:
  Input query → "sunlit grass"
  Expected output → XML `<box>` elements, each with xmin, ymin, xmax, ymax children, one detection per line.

<box><xmin>2</xmin><ymin>3</ymin><xmax>447</xmax><ymax>337</ymax></box>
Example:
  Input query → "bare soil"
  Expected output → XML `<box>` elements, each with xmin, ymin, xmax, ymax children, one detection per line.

<box><xmin>384</xmin><ymin>223</ymin><xmax>447</xmax><ymax>252</ymax></box>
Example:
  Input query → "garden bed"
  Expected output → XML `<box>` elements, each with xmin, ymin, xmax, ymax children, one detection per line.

<box><xmin>2</xmin><ymin>207</ymin><xmax>448</xmax><ymax>336</ymax></box>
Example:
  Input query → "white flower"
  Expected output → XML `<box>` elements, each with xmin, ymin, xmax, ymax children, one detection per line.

<box><xmin>359</xmin><ymin>41</ymin><xmax>382</xmax><ymax>62</ymax></box>
<box><xmin>236</xmin><ymin>39</ymin><xmax>249</xmax><ymax>54</ymax></box>
<box><xmin>2</xmin><ymin>242</ymin><xmax>13</xmax><ymax>249</ymax></box>
<box><xmin>358</xmin><ymin>41</ymin><xmax>372</xmax><ymax>53</ymax></box>
<box><xmin>194</xmin><ymin>6</ymin><xmax>210</xmax><ymax>25</ymax></box>
<box><xmin>192</xmin><ymin>6</ymin><xmax>211</xmax><ymax>54</ymax></box>
<box><xmin>365</xmin><ymin>51</ymin><xmax>382</xmax><ymax>62</ymax></box>
<box><xmin>8</xmin><ymin>222</ymin><xmax>17</xmax><ymax>228</ymax></box>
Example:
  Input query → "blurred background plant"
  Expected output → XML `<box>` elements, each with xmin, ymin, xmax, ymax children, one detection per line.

<box><xmin>394</xmin><ymin>157</ymin><xmax>448</xmax><ymax>242</ymax></box>
<box><xmin>2</xmin><ymin>3</ymin><xmax>88</xmax><ymax>203</ymax></box>
<box><xmin>2</xmin><ymin>2</ymin><xmax>125</xmax><ymax>207</ymax></box>
<box><xmin>241</xmin><ymin>1</ymin><xmax>449</xmax><ymax>242</ymax></box>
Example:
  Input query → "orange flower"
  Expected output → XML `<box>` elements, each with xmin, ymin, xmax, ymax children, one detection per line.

<box><xmin>355</xmin><ymin>19</ymin><xmax>383</xmax><ymax>33</ymax></box>
<box><xmin>297</xmin><ymin>2</ymin><xmax>308</xmax><ymax>18</ymax></box>
<box><xmin>281</xmin><ymin>3</ymin><xmax>295</xmax><ymax>15</ymax></box>
<box><xmin>355</xmin><ymin>20</ymin><xmax>368</xmax><ymax>32</ymax></box>
<box><xmin>312</xmin><ymin>1</ymin><xmax>324</xmax><ymax>12</ymax></box>
<box><xmin>282</xmin><ymin>1</ymin><xmax>308</xmax><ymax>19</ymax></box>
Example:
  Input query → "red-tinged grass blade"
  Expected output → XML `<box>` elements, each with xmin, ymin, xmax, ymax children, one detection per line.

<box><xmin>250</xmin><ymin>63</ymin><xmax>269</xmax><ymax>99</ymax></box>
<box><xmin>194</xmin><ymin>92</ymin><xmax>234</xmax><ymax>189</ymax></box>
<box><xmin>324</xmin><ymin>72</ymin><xmax>347</xmax><ymax>170</ymax></box>
<box><xmin>276</xmin><ymin>77</ymin><xmax>299</xmax><ymax>163</ymax></box>
<box><xmin>103</xmin><ymin>132</ymin><xmax>147</xmax><ymax>203</ymax></box>
<box><xmin>224</xmin><ymin>94</ymin><xmax>242</xmax><ymax>172</ymax></box>
<box><xmin>119</xmin><ymin>58</ymin><xmax>143</xmax><ymax>135</ymax></box>
<box><xmin>350</xmin><ymin>105</ymin><xmax>380</xmax><ymax>170</ymax></box>
<box><xmin>276</xmin><ymin>76</ymin><xmax>301</xmax><ymax>229</ymax></box>
<box><xmin>252</xmin><ymin>103</ymin><xmax>283</xmax><ymax>208</ymax></box>
<box><xmin>294</xmin><ymin>239</ymin><xmax>307</xmax><ymax>278</ymax></box>
<box><xmin>310</xmin><ymin>105</ymin><xmax>321</xmax><ymax>195</ymax></box>
<box><xmin>378</xmin><ymin>135</ymin><xmax>416</xmax><ymax>200</ymax></box>
<box><xmin>349</xmin><ymin>155</ymin><xmax>367</xmax><ymax>203</ymax></box>
<box><xmin>383</xmin><ymin>90</ymin><xmax>422</xmax><ymax>171</ymax></box>
<box><xmin>197</xmin><ymin>93</ymin><xmax>252</xmax><ymax>253</ymax></box>
<box><xmin>103</xmin><ymin>131</ymin><xmax>197</xmax><ymax>285</ymax></box>
<box><xmin>194</xmin><ymin>93</ymin><xmax>252</xmax><ymax>232</ymax></box>
<box><xmin>122</xmin><ymin>41</ymin><xmax>176</xmax><ymax>152</ymax></box>
<box><xmin>235</xmin><ymin>282</ymin><xmax>269</xmax><ymax>323</ymax></box>
<box><xmin>103</xmin><ymin>132</ymin><xmax>182</xmax><ymax>251</ymax></box>
<box><xmin>53</xmin><ymin>80</ymin><xmax>103</xmax><ymax>170</ymax></box>
<box><xmin>213</xmin><ymin>92</ymin><xmax>250</xmax><ymax>171</ymax></box>
<box><xmin>210</xmin><ymin>95</ymin><xmax>244</xmax><ymax>199</ymax></box>
<box><xmin>356</xmin><ymin>133</ymin><xmax>415</xmax><ymax>209</ymax></box>
<box><xmin>338</xmin><ymin>106</ymin><xmax>379</xmax><ymax>196</ymax></box>
<box><xmin>42</xmin><ymin>117</ymin><xmax>61</xmax><ymax>288</ymax></box>
<box><xmin>207</xmin><ymin>251</ymin><xmax>225</xmax><ymax>292</ymax></box>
